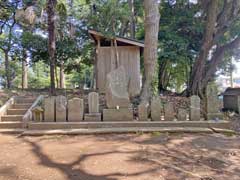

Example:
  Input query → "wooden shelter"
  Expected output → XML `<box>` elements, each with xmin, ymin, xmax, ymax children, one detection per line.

<box><xmin>89</xmin><ymin>30</ymin><xmax>144</xmax><ymax>97</ymax></box>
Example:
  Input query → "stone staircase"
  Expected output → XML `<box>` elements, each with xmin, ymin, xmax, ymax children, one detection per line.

<box><xmin>0</xmin><ymin>97</ymin><xmax>36</xmax><ymax>132</ymax></box>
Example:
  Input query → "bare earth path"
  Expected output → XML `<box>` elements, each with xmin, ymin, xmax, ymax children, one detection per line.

<box><xmin>0</xmin><ymin>133</ymin><xmax>239</xmax><ymax>180</ymax></box>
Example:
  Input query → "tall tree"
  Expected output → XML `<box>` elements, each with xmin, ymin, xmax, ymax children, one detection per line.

<box><xmin>189</xmin><ymin>0</ymin><xmax>240</xmax><ymax>96</ymax></box>
<box><xmin>47</xmin><ymin>0</ymin><xmax>57</xmax><ymax>95</ymax></box>
<box><xmin>128</xmin><ymin>0</ymin><xmax>135</xmax><ymax>38</ymax></box>
<box><xmin>0</xmin><ymin>1</ymin><xmax>18</xmax><ymax>88</ymax></box>
<box><xmin>22</xmin><ymin>50</ymin><xmax>28</xmax><ymax>89</ymax></box>
<box><xmin>141</xmin><ymin>0</ymin><xmax>160</xmax><ymax>102</ymax></box>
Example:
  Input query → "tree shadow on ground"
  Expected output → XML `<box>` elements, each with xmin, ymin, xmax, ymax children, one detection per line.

<box><xmin>22</xmin><ymin>137</ymin><xmax>160</xmax><ymax>180</ymax></box>
<box><xmin>90</xmin><ymin>133</ymin><xmax>240</xmax><ymax>179</ymax></box>
<box><xmin>129</xmin><ymin>133</ymin><xmax>240</xmax><ymax>179</ymax></box>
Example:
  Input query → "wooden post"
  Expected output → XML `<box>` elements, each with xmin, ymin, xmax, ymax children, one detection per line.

<box><xmin>114</xmin><ymin>39</ymin><xmax>119</xmax><ymax>68</ymax></box>
<box><xmin>94</xmin><ymin>38</ymin><xmax>100</xmax><ymax>90</ymax></box>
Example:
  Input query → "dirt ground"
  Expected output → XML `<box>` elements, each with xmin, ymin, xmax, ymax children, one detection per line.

<box><xmin>0</xmin><ymin>133</ymin><xmax>239</xmax><ymax>180</ymax></box>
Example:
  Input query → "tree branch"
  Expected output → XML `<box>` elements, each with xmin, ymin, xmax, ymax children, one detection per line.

<box><xmin>202</xmin><ymin>36</ymin><xmax>240</xmax><ymax>87</ymax></box>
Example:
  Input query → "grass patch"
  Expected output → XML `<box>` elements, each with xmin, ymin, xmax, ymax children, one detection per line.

<box><xmin>151</xmin><ymin>131</ymin><xmax>162</xmax><ymax>137</ymax></box>
<box><xmin>222</xmin><ymin>131</ymin><xmax>237</xmax><ymax>137</ymax></box>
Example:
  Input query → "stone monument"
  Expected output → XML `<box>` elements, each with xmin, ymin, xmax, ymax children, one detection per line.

<box><xmin>206</xmin><ymin>83</ymin><xmax>223</xmax><ymax>120</ymax></box>
<box><xmin>103</xmin><ymin>66</ymin><xmax>133</xmax><ymax>121</ymax></box>
<box><xmin>85</xmin><ymin>92</ymin><xmax>101</xmax><ymax>121</ymax></box>
<box><xmin>68</xmin><ymin>98</ymin><xmax>84</xmax><ymax>122</ymax></box>
<box><xmin>44</xmin><ymin>96</ymin><xmax>55</xmax><ymax>122</ymax></box>
<box><xmin>151</xmin><ymin>97</ymin><xmax>163</xmax><ymax>121</ymax></box>
<box><xmin>177</xmin><ymin>108</ymin><xmax>188</xmax><ymax>121</ymax></box>
<box><xmin>164</xmin><ymin>101</ymin><xmax>175</xmax><ymax>121</ymax></box>
<box><xmin>138</xmin><ymin>102</ymin><xmax>149</xmax><ymax>121</ymax></box>
<box><xmin>55</xmin><ymin>95</ymin><xmax>67</xmax><ymax>122</ymax></box>
<box><xmin>190</xmin><ymin>95</ymin><xmax>200</xmax><ymax>121</ymax></box>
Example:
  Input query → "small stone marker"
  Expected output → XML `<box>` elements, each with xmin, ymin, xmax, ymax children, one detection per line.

<box><xmin>206</xmin><ymin>83</ymin><xmax>223</xmax><ymax>120</ymax></box>
<box><xmin>55</xmin><ymin>95</ymin><xmax>67</xmax><ymax>122</ymax></box>
<box><xmin>190</xmin><ymin>95</ymin><xmax>200</xmax><ymax>121</ymax></box>
<box><xmin>177</xmin><ymin>108</ymin><xmax>188</xmax><ymax>121</ymax></box>
<box><xmin>32</xmin><ymin>106</ymin><xmax>44</xmax><ymax>122</ymax></box>
<box><xmin>138</xmin><ymin>102</ymin><xmax>149</xmax><ymax>121</ymax></box>
<box><xmin>88</xmin><ymin>92</ymin><xmax>99</xmax><ymax>113</ymax></box>
<box><xmin>103</xmin><ymin>108</ymin><xmax>133</xmax><ymax>121</ymax></box>
<box><xmin>164</xmin><ymin>101</ymin><xmax>175</xmax><ymax>121</ymax></box>
<box><xmin>85</xmin><ymin>92</ymin><xmax>101</xmax><ymax>121</ymax></box>
<box><xmin>105</xmin><ymin>66</ymin><xmax>130</xmax><ymax>108</ymax></box>
<box><xmin>44</xmin><ymin>96</ymin><xmax>55</xmax><ymax>122</ymax></box>
<box><xmin>68</xmin><ymin>98</ymin><xmax>84</xmax><ymax>122</ymax></box>
<box><xmin>151</xmin><ymin>97</ymin><xmax>162</xmax><ymax>121</ymax></box>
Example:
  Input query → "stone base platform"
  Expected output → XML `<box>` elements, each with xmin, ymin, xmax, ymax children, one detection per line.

<box><xmin>27</xmin><ymin>121</ymin><xmax>231</xmax><ymax>130</ymax></box>
<box><xmin>22</xmin><ymin>127</ymin><xmax>235</xmax><ymax>136</ymax></box>
<box><xmin>207</xmin><ymin>113</ymin><xmax>224</xmax><ymax>120</ymax></box>
<box><xmin>84</xmin><ymin>113</ymin><xmax>101</xmax><ymax>121</ymax></box>
<box><xmin>103</xmin><ymin>108</ymin><xmax>133</xmax><ymax>121</ymax></box>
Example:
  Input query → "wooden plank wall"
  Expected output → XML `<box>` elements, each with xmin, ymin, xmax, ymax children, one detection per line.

<box><xmin>96</xmin><ymin>46</ymin><xmax>141</xmax><ymax>97</ymax></box>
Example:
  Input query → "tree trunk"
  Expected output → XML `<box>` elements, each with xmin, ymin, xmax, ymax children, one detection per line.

<box><xmin>59</xmin><ymin>62</ymin><xmax>65</xmax><ymax>88</ymax></box>
<box><xmin>47</xmin><ymin>0</ymin><xmax>57</xmax><ymax>95</ymax></box>
<box><xmin>55</xmin><ymin>65</ymin><xmax>59</xmax><ymax>88</ymax></box>
<box><xmin>128</xmin><ymin>0</ymin><xmax>135</xmax><ymax>39</ymax></box>
<box><xmin>140</xmin><ymin>0</ymin><xmax>160</xmax><ymax>103</ymax></box>
<box><xmin>188</xmin><ymin>0</ymin><xmax>218</xmax><ymax>97</ymax></box>
<box><xmin>114</xmin><ymin>39</ymin><xmax>119</xmax><ymax>68</ymax></box>
<box><xmin>22</xmin><ymin>59</ymin><xmax>28</xmax><ymax>89</ymax></box>
<box><xmin>158</xmin><ymin>60</ymin><xmax>168</xmax><ymax>92</ymax></box>
<box><xmin>4</xmin><ymin>50</ymin><xmax>11</xmax><ymax>89</ymax></box>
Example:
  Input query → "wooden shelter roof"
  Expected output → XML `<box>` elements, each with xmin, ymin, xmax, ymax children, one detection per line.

<box><xmin>88</xmin><ymin>29</ymin><xmax>144</xmax><ymax>48</ymax></box>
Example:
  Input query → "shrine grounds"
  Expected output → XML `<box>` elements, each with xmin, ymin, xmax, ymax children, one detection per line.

<box><xmin>0</xmin><ymin>133</ymin><xmax>239</xmax><ymax>180</ymax></box>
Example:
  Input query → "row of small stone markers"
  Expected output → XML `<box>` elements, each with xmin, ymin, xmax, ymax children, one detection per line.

<box><xmin>42</xmin><ymin>94</ymin><xmax>201</xmax><ymax>122</ymax></box>
<box><xmin>43</xmin><ymin>92</ymin><xmax>100</xmax><ymax>122</ymax></box>
<box><xmin>42</xmin><ymin>94</ymin><xmax>221</xmax><ymax>122</ymax></box>
<box><xmin>138</xmin><ymin>95</ymin><xmax>200</xmax><ymax>121</ymax></box>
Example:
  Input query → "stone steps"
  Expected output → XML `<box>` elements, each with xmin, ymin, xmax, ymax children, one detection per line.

<box><xmin>13</xmin><ymin>103</ymin><xmax>32</xmax><ymax>109</ymax></box>
<box><xmin>14</xmin><ymin>97</ymin><xmax>36</xmax><ymax>104</ymax></box>
<box><xmin>0</xmin><ymin>122</ymin><xmax>23</xmax><ymax>129</ymax></box>
<box><xmin>28</xmin><ymin>121</ymin><xmax>230</xmax><ymax>130</ymax></box>
<box><xmin>1</xmin><ymin>115</ymin><xmax>24</xmax><ymax>122</ymax></box>
<box><xmin>7</xmin><ymin>109</ymin><xmax>27</xmax><ymax>115</ymax></box>
<box><xmin>0</xmin><ymin>96</ymin><xmax>35</xmax><ymax>130</ymax></box>
<box><xmin>0</xmin><ymin>129</ymin><xmax>24</xmax><ymax>134</ymax></box>
<box><xmin>22</xmin><ymin>127</ymin><xmax>235</xmax><ymax>136</ymax></box>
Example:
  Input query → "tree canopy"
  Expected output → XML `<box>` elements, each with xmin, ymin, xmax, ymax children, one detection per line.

<box><xmin>0</xmin><ymin>0</ymin><xmax>239</xmax><ymax>97</ymax></box>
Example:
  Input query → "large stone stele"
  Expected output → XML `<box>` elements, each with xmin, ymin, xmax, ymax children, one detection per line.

<box><xmin>44</xmin><ymin>96</ymin><xmax>55</xmax><ymax>122</ymax></box>
<box><xmin>106</xmin><ymin>66</ymin><xmax>130</xmax><ymax>108</ymax></box>
<box><xmin>55</xmin><ymin>95</ymin><xmax>67</xmax><ymax>122</ymax></box>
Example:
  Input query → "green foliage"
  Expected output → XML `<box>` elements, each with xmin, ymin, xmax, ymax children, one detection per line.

<box><xmin>66</xmin><ymin>64</ymin><xmax>93</xmax><ymax>88</ymax></box>
<box><xmin>157</xmin><ymin>1</ymin><xmax>203</xmax><ymax>92</ymax></box>
<box><xmin>87</xmin><ymin>0</ymin><xmax>131</xmax><ymax>37</ymax></box>
<box><xmin>0</xmin><ymin>59</ymin><xmax>21</xmax><ymax>88</ymax></box>
<box><xmin>28</xmin><ymin>61</ymin><xmax>50</xmax><ymax>88</ymax></box>
<box><xmin>1</xmin><ymin>0</ymin><xmax>240</xmax><ymax>92</ymax></box>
